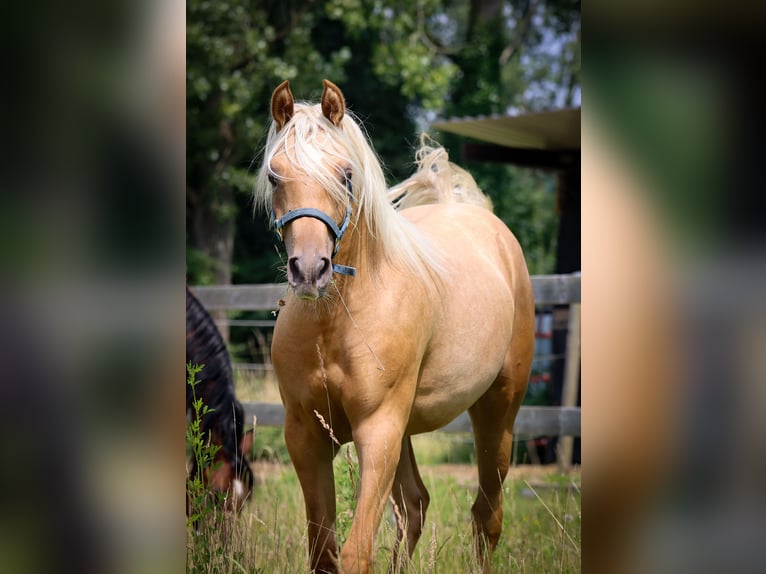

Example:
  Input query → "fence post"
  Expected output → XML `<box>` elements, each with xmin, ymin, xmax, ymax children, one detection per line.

<box><xmin>557</xmin><ymin>302</ymin><xmax>581</xmax><ymax>471</ymax></box>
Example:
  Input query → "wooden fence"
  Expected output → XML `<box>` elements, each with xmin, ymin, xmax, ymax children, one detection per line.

<box><xmin>239</xmin><ymin>401</ymin><xmax>580</xmax><ymax>439</ymax></box>
<box><xmin>190</xmin><ymin>274</ymin><xmax>581</xmax><ymax>457</ymax></box>
<box><xmin>192</xmin><ymin>274</ymin><xmax>580</xmax><ymax>311</ymax></box>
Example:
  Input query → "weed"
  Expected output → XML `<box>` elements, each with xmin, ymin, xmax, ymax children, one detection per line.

<box><xmin>186</xmin><ymin>362</ymin><xmax>222</xmax><ymax>526</ymax></box>
<box><xmin>333</xmin><ymin>444</ymin><xmax>360</xmax><ymax>547</ymax></box>
<box><xmin>186</xmin><ymin>362</ymin><xmax>249</xmax><ymax>573</ymax></box>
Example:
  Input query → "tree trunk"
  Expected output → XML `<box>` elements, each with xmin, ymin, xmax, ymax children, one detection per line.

<box><xmin>189</xmin><ymin>184</ymin><xmax>235</xmax><ymax>342</ymax></box>
<box><xmin>468</xmin><ymin>0</ymin><xmax>503</xmax><ymax>37</ymax></box>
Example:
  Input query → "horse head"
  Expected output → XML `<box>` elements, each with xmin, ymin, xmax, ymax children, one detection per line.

<box><xmin>204</xmin><ymin>428</ymin><xmax>254</xmax><ymax>513</ymax></box>
<box><xmin>267</xmin><ymin>80</ymin><xmax>355</xmax><ymax>300</ymax></box>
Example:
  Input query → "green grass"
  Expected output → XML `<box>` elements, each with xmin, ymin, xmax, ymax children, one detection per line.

<box><xmin>187</xmin><ymin>375</ymin><xmax>581</xmax><ymax>572</ymax></box>
<box><xmin>187</xmin><ymin>455</ymin><xmax>580</xmax><ymax>573</ymax></box>
<box><xmin>234</xmin><ymin>369</ymin><xmax>281</xmax><ymax>403</ymax></box>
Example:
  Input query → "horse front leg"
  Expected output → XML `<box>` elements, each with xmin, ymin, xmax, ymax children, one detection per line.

<box><xmin>341</xmin><ymin>413</ymin><xmax>406</xmax><ymax>574</ymax></box>
<box><xmin>284</xmin><ymin>411</ymin><xmax>339</xmax><ymax>573</ymax></box>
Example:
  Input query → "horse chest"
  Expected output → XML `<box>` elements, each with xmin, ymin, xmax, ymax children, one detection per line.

<box><xmin>273</xmin><ymin>310</ymin><xmax>415</xmax><ymax>431</ymax></box>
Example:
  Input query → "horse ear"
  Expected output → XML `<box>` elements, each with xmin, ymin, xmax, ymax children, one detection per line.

<box><xmin>240</xmin><ymin>429</ymin><xmax>254</xmax><ymax>460</ymax></box>
<box><xmin>271</xmin><ymin>80</ymin><xmax>294</xmax><ymax>132</ymax></box>
<box><xmin>321</xmin><ymin>79</ymin><xmax>345</xmax><ymax>127</ymax></box>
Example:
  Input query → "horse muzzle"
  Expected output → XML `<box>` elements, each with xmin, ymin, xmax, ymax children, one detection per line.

<box><xmin>273</xmin><ymin>201</ymin><xmax>356</xmax><ymax>298</ymax></box>
<box><xmin>287</xmin><ymin>254</ymin><xmax>333</xmax><ymax>300</ymax></box>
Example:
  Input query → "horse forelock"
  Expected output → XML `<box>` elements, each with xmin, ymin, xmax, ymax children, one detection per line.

<box><xmin>255</xmin><ymin>103</ymin><xmax>352</xmax><ymax>219</ymax></box>
<box><xmin>254</xmin><ymin>103</ymin><xmax>444</xmax><ymax>284</ymax></box>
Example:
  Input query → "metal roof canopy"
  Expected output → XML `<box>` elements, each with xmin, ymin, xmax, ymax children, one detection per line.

<box><xmin>432</xmin><ymin>106</ymin><xmax>581</xmax><ymax>276</ymax></box>
<box><xmin>431</xmin><ymin>107</ymin><xmax>581</xmax><ymax>150</ymax></box>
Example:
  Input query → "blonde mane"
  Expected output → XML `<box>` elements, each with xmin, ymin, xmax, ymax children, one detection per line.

<box><xmin>254</xmin><ymin>103</ymin><xmax>444</xmax><ymax>281</ymax></box>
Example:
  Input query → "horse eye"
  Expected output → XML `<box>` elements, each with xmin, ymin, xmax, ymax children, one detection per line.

<box><xmin>268</xmin><ymin>173</ymin><xmax>278</xmax><ymax>186</ymax></box>
<box><xmin>343</xmin><ymin>169</ymin><xmax>352</xmax><ymax>181</ymax></box>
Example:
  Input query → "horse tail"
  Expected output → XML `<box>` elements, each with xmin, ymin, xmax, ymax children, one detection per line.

<box><xmin>388</xmin><ymin>134</ymin><xmax>493</xmax><ymax>211</ymax></box>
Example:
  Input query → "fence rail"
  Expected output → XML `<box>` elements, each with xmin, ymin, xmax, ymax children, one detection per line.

<box><xmin>190</xmin><ymin>273</ymin><xmax>581</xmax><ymax>311</ymax></box>
<box><xmin>243</xmin><ymin>402</ymin><xmax>580</xmax><ymax>438</ymax></box>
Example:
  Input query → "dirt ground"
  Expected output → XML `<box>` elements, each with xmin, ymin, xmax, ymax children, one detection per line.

<box><xmin>421</xmin><ymin>463</ymin><xmax>580</xmax><ymax>487</ymax></box>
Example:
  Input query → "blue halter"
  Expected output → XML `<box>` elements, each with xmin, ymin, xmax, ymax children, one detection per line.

<box><xmin>272</xmin><ymin>178</ymin><xmax>356</xmax><ymax>277</ymax></box>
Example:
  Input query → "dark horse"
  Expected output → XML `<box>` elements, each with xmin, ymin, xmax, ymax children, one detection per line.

<box><xmin>186</xmin><ymin>287</ymin><xmax>253</xmax><ymax>513</ymax></box>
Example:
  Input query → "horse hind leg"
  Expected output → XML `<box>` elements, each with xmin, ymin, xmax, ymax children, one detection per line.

<box><xmin>390</xmin><ymin>436</ymin><xmax>430</xmax><ymax>572</ymax></box>
<box><xmin>468</xmin><ymin>349</ymin><xmax>531</xmax><ymax>573</ymax></box>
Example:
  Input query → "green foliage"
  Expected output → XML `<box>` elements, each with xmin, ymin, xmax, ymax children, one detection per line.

<box><xmin>323</xmin><ymin>0</ymin><xmax>457</xmax><ymax>112</ymax></box>
<box><xmin>448</xmin><ymin>158</ymin><xmax>559</xmax><ymax>275</ymax></box>
<box><xmin>186</xmin><ymin>363</ymin><xmax>224</xmax><ymax>525</ymax></box>
<box><xmin>333</xmin><ymin>444</ymin><xmax>360</xmax><ymax>546</ymax></box>
<box><xmin>492</xmin><ymin>166</ymin><xmax>559</xmax><ymax>275</ymax></box>
<box><xmin>186</xmin><ymin>247</ymin><xmax>224</xmax><ymax>286</ymax></box>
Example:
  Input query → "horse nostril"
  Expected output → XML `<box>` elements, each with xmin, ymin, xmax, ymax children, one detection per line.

<box><xmin>288</xmin><ymin>257</ymin><xmax>302</xmax><ymax>283</ymax></box>
<box><xmin>317</xmin><ymin>257</ymin><xmax>331</xmax><ymax>279</ymax></box>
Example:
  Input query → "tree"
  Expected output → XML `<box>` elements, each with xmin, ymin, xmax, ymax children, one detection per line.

<box><xmin>187</xmin><ymin>1</ymin><xmax>353</xmax><ymax>285</ymax></box>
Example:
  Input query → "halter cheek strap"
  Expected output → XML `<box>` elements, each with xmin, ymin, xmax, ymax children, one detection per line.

<box><xmin>272</xmin><ymin>179</ymin><xmax>357</xmax><ymax>277</ymax></box>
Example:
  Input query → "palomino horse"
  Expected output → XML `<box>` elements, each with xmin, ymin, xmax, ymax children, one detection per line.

<box><xmin>186</xmin><ymin>287</ymin><xmax>254</xmax><ymax>513</ymax></box>
<box><xmin>255</xmin><ymin>80</ymin><xmax>535</xmax><ymax>573</ymax></box>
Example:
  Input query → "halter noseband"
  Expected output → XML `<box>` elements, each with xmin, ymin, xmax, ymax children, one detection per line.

<box><xmin>272</xmin><ymin>177</ymin><xmax>356</xmax><ymax>277</ymax></box>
